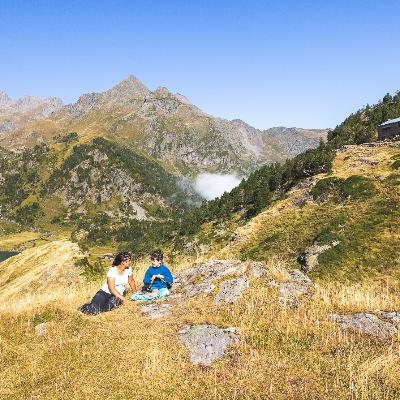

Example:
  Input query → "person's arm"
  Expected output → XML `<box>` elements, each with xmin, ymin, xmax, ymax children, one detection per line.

<box><xmin>107</xmin><ymin>277</ymin><xmax>126</xmax><ymax>302</ymax></box>
<box><xmin>143</xmin><ymin>268</ymin><xmax>152</xmax><ymax>284</ymax></box>
<box><xmin>162</xmin><ymin>266</ymin><xmax>173</xmax><ymax>283</ymax></box>
<box><xmin>128</xmin><ymin>275</ymin><xmax>137</xmax><ymax>292</ymax></box>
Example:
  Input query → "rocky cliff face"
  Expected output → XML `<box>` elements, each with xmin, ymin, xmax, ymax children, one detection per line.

<box><xmin>0</xmin><ymin>76</ymin><xmax>327</xmax><ymax>175</ymax></box>
<box><xmin>263</xmin><ymin>127</ymin><xmax>328</xmax><ymax>158</ymax></box>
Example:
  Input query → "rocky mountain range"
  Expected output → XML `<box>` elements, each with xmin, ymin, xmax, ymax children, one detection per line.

<box><xmin>0</xmin><ymin>76</ymin><xmax>327</xmax><ymax>175</ymax></box>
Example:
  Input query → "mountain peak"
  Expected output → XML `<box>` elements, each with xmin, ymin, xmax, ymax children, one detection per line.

<box><xmin>107</xmin><ymin>75</ymin><xmax>150</xmax><ymax>96</ymax></box>
<box><xmin>0</xmin><ymin>91</ymin><xmax>12</xmax><ymax>106</ymax></box>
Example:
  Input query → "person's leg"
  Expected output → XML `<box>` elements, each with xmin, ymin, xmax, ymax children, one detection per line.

<box><xmin>148</xmin><ymin>289</ymin><xmax>159</xmax><ymax>297</ymax></box>
<box><xmin>78</xmin><ymin>290</ymin><xmax>110</xmax><ymax>315</ymax></box>
<box><xmin>105</xmin><ymin>295</ymin><xmax>123</xmax><ymax>311</ymax></box>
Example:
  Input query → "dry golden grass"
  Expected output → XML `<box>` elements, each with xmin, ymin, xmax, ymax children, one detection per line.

<box><xmin>1</xmin><ymin>144</ymin><xmax>399</xmax><ymax>399</ymax></box>
<box><xmin>1</xmin><ymin>253</ymin><xmax>400</xmax><ymax>399</ymax></box>
<box><xmin>0</xmin><ymin>231</ymin><xmax>43</xmax><ymax>251</ymax></box>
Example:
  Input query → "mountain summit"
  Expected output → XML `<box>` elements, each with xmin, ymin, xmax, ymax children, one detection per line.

<box><xmin>0</xmin><ymin>76</ymin><xmax>327</xmax><ymax>174</ymax></box>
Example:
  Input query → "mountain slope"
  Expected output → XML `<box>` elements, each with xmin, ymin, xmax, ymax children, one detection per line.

<box><xmin>0</xmin><ymin>76</ymin><xmax>327</xmax><ymax>175</ymax></box>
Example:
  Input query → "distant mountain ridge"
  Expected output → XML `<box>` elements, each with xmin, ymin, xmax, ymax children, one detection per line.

<box><xmin>0</xmin><ymin>76</ymin><xmax>327</xmax><ymax>175</ymax></box>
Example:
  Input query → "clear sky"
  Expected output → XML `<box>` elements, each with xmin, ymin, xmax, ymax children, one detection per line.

<box><xmin>1</xmin><ymin>0</ymin><xmax>399</xmax><ymax>129</ymax></box>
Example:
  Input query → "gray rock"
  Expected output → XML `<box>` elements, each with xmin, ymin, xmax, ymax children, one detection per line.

<box><xmin>299</xmin><ymin>241</ymin><xmax>340</xmax><ymax>273</ymax></box>
<box><xmin>378</xmin><ymin>311</ymin><xmax>400</xmax><ymax>326</ymax></box>
<box><xmin>230</xmin><ymin>232</ymin><xmax>249</xmax><ymax>244</ymax></box>
<box><xmin>214</xmin><ymin>277</ymin><xmax>249</xmax><ymax>304</ymax></box>
<box><xmin>175</xmin><ymin>259</ymin><xmax>247</xmax><ymax>298</ymax></box>
<box><xmin>140</xmin><ymin>303</ymin><xmax>171</xmax><ymax>319</ymax></box>
<box><xmin>179</xmin><ymin>324</ymin><xmax>238</xmax><ymax>366</ymax></box>
<box><xmin>267</xmin><ymin>269</ymin><xmax>313</xmax><ymax>307</ymax></box>
<box><xmin>249</xmin><ymin>261</ymin><xmax>268</xmax><ymax>279</ymax></box>
<box><xmin>329</xmin><ymin>313</ymin><xmax>397</xmax><ymax>342</ymax></box>
<box><xmin>35</xmin><ymin>322</ymin><xmax>48</xmax><ymax>336</ymax></box>
<box><xmin>269</xmin><ymin>281</ymin><xmax>311</xmax><ymax>307</ymax></box>
<box><xmin>191</xmin><ymin>259</ymin><xmax>247</xmax><ymax>281</ymax></box>
<box><xmin>186</xmin><ymin>282</ymin><xmax>215</xmax><ymax>297</ymax></box>
<box><xmin>288</xmin><ymin>269</ymin><xmax>313</xmax><ymax>285</ymax></box>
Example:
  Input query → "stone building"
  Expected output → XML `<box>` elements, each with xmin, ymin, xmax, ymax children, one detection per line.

<box><xmin>378</xmin><ymin>117</ymin><xmax>400</xmax><ymax>140</ymax></box>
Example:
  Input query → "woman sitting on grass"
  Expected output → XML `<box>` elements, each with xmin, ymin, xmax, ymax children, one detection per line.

<box><xmin>78</xmin><ymin>251</ymin><xmax>137</xmax><ymax>315</ymax></box>
<box><xmin>131</xmin><ymin>250</ymin><xmax>173</xmax><ymax>301</ymax></box>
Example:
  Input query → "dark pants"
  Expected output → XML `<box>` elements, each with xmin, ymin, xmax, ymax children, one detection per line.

<box><xmin>78</xmin><ymin>290</ymin><xmax>123</xmax><ymax>315</ymax></box>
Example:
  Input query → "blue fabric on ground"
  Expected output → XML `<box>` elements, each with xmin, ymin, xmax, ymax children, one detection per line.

<box><xmin>131</xmin><ymin>287</ymin><xmax>170</xmax><ymax>301</ymax></box>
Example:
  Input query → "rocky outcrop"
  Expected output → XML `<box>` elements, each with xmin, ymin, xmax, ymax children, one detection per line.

<box><xmin>179</xmin><ymin>324</ymin><xmax>238</xmax><ymax>366</ymax></box>
<box><xmin>140</xmin><ymin>303</ymin><xmax>172</xmax><ymax>319</ymax></box>
<box><xmin>0</xmin><ymin>92</ymin><xmax>63</xmax><ymax>117</ymax></box>
<box><xmin>329</xmin><ymin>313</ymin><xmax>397</xmax><ymax>342</ymax></box>
<box><xmin>214</xmin><ymin>277</ymin><xmax>249</xmax><ymax>304</ymax></box>
<box><xmin>267</xmin><ymin>269</ymin><xmax>313</xmax><ymax>307</ymax></box>
<box><xmin>298</xmin><ymin>241</ymin><xmax>340</xmax><ymax>273</ymax></box>
<box><xmin>0</xmin><ymin>77</ymin><xmax>326</xmax><ymax>176</ymax></box>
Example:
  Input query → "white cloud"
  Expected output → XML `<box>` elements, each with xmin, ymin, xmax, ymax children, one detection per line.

<box><xmin>194</xmin><ymin>173</ymin><xmax>241</xmax><ymax>200</ymax></box>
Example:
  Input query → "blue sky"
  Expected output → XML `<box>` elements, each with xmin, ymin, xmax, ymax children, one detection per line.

<box><xmin>1</xmin><ymin>0</ymin><xmax>399</xmax><ymax>129</ymax></box>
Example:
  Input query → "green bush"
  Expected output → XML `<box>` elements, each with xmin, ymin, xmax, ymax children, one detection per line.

<box><xmin>14</xmin><ymin>202</ymin><xmax>43</xmax><ymax>225</ymax></box>
<box><xmin>311</xmin><ymin>177</ymin><xmax>344</xmax><ymax>200</ymax></box>
<box><xmin>340</xmin><ymin>175</ymin><xmax>377</xmax><ymax>199</ymax></box>
<box><xmin>392</xmin><ymin>160</ymin><xmax>400</xmax><ymax>170</ymax></box>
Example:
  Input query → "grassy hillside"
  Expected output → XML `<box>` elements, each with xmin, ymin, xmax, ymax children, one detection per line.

<box><xmin>0</xmin><ymin>136</ymin><xmax>199</xmax><ymax>252</ymax></box>
<box><xmin>0</xmin><ymin>143</ymin><xmax>400</xmax><ymax>400</ymax></box>
<box><xmin>216</xmin><ymin>144</ymin><xmax>400</xmax><ymax>281</ymax></box>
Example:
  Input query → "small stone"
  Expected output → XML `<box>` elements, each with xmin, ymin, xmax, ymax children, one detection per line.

<box><xmin>35</xmin><ymin>322</ymin><xmax>48</xmax><ymax>336</ymax></box>
<box><xmin>223</xmin><ymin>327</ymin><xmax>237</xmax><ymax>333</ymax></box>
<box><xmin>140</xmin><ymin>303</ymin><xmax>171</xmax><ymax>319</ymax></box>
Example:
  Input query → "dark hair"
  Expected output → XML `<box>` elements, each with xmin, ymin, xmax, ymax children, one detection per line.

<box><xmin>150</xmin><ymin>250</ymin><xmax>163</xmax><ymax>261</ymax></box>
<box><xmin>113</xmin><ymin>251</ymin><xmax>131</xmax><ymax>266</ymax></box>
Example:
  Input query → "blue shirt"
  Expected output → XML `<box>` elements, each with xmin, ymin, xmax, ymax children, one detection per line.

<box><xmin>143</xmin><ymin>264</ymin><xmax>173</xmax><ymax>289</ymax></box>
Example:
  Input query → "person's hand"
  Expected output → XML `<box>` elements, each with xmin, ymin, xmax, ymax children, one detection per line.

<box><xmin>154</xmin><ymin>274</ymin><xmax>164</xmax><ymax>279</ymax></box>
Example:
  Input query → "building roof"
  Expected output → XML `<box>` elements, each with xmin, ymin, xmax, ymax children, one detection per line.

<box><xmin>379</xmin><ymin>117</ymin><xmax>400</xmax><ymax>126</ymax></box>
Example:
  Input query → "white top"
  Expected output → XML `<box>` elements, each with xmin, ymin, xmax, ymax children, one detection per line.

<box><xmin>100</xmin><ymin>266</ymin><xmax>132</xmax><ymax>295</ymax></box>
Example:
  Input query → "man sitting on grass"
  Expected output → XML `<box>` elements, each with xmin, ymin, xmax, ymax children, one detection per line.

<box><xmin>131</xmin><ymin>250</ymin><xmax>173</xmax><ymax>301</ymax></box>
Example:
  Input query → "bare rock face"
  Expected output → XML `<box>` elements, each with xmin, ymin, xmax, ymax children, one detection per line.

<box><xmin>298</xmin><ymin>241</ymin><xmax>340</xmax><ymax>273</ymax></box>
<box><xmin>214</xmin><ymin>277</ymin><xmax>249</xmax><ymax>304</ymax></box>
<box><xmin>179</xmin><ymin>324</ymin><xmax>238</xmax><ymax>366</ymax></box>
<box><xmin>329</xmin><ymin>313</ymin><xmax>397</xmax><ymax>342</ymax></box>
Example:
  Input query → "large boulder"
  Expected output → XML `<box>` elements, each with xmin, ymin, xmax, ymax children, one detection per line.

<box><xmin>329</xmin><ymin>313</ymin><xmax>397</xmax><ymax>342</ymax></box>
<box><xmin>174</xmin><ymin>259</ymin><xmax>249</xmax><ymax>300</ymax></box>
<box><xmin>179</xmin><ymin>324</ymin><xmax>238</xmax><ymax>366</ymax></box>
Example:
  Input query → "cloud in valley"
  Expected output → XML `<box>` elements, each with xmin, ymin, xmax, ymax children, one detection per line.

<box><xmin>194</xmin><ymin>173</ymin><xmax>241</xmax><ymax>200</ymax></box>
